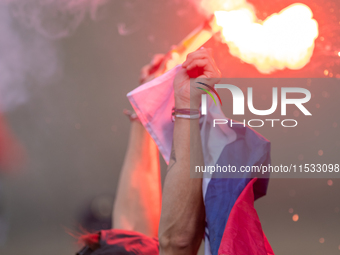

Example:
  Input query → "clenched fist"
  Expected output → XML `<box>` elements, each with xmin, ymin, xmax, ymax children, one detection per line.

<box><xmin>173</xmin><ymin>48</ymin><xmax>221</xmax><ymax>110</ymax></box>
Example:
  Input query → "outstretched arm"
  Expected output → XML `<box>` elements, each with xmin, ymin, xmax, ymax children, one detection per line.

<box><xmin>113</xmin><ymin>55</ymin><xmax>165</xmax><ymax>238</ymax></box>
<box><xmin>158</xmin><ymin>48</ymin><xmax>221</xmax><ymax>254</ymax></box>
<box><xmin>113</xmin><ymin>118</ymin><xmax>161</xmax><ymax>238</ymax></box>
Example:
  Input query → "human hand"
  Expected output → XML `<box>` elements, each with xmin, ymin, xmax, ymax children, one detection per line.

<box><xmin>139</xmin><ymin>54</ymin><xmax>165</xmax><ymax>84</ymax></box>
<box><xmin>173</xmin><ymin>48</ymin><xmax>221</xmax><ymax>109</ymax></box>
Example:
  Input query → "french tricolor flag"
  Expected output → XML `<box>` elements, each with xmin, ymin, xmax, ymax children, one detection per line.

<box><xmin>128</xmin><ymin>66</ymin><xmax>274</xmax><ymax>255</ymax></box>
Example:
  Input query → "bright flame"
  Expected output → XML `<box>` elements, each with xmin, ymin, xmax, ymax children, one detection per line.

<box><xmin>215</xmin><ymin>3</ymin><xmax>319</xmax><ymax>73</ymax></box>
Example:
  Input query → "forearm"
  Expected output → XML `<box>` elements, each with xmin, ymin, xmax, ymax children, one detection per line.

<box><xmin>113</xmin><ymin>120</ymin><xmax>161</xmax><ymax>238</ymax></box>
<box><xmin>159</xmin><ymin>118</ymin><xmax>205</xmax><ymax>255</ymax></box>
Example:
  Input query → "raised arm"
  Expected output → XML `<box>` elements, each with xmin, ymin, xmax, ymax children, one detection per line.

<box><xmin>158</xmin><ymin>48</ymin><xmax>221</xmax><ymax>254</ymax></box>
<box><xmin>113</xmin><ymin>55</ymin><xmax>165</xmax><ymax>238</ymax></box>
<box><xmin>113</xmin><ymin>118</ymin><xmax>161</xmax><ymax>238</ymax></box>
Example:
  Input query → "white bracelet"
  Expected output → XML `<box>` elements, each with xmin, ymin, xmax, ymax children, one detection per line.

<box><xmin>172</xmin><ymin>114</ymin><xmax>200</xmax><ymax>121</ymax></box>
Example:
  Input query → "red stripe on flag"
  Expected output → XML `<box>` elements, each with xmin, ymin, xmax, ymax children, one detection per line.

<box><xmin>218</xmin><ymin>178</ymin><xmax>274</xmax><ymax>255</ymax></box>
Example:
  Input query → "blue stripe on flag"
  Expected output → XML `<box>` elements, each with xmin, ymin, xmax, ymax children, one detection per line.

<box><xmin>204</xmin><ymin>124</ymin><xmax>271</xmax><ymax>255</ymax></box>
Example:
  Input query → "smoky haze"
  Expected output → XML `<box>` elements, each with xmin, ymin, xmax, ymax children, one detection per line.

<box><xmin>0</xmin><ymin>0</ymin><xmax>107</xmax><ymax>112</ymax></box>
<box><xmin>0</xmin><ymin>1</ymin><xmax>339</xmax><ymax>255</ymax></box>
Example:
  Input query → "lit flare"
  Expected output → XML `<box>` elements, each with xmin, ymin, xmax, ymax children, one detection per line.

<box><xmin>214</xmin><ymin>3</ymin><xmax>319</xmax><ymax>73</ymax></box>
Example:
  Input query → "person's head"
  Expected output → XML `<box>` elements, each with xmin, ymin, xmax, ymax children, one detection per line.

<box><xmin>76</xmin><ymin>229</ymin><xmax>159</xmax><ymax>255</ymax></box>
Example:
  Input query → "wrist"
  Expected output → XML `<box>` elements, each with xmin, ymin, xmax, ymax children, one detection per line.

<box><xmin>172</xmin><ymin>107</ymin><xmax>200</xmax><ymax>122</ymax></box>
<box><xmin>175</xmin><ymin>98</ymin><xmax>200</xmax><ymax>110</ymax></box>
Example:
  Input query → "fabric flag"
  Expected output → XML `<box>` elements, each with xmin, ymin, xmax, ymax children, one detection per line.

<box><xmin>127</xmin><ymin>65</ymin><xmax>273</xmax><ymax>255</ymax></box>
<box><xmin>217</xmin><ymin>178</ymin><xmax>274</xmax><ymax>255</ymax></box>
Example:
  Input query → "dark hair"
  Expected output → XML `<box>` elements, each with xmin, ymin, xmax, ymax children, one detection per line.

<box><xmin>79</xmin><ymin>232</ymin><xmax>100</xmax><ymax>250</ymax></box>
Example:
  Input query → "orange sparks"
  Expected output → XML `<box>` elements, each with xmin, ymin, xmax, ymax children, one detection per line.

<box><xmin>292</xmin><ymin>214</ymin><xmax>299</xmax><ymax>221</ymax></box>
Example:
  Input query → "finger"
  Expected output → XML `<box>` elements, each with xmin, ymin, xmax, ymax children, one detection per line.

<box><xmin>186</xmin><ymin>59</ymin><xmax>217</xmax><ymax>78</ymax></box>
<box><xmin>140</xmin><ymin>65</ymin><xmax>151</xmax><ymax>83</ymax></box>
<box><xmin>183</xmin><ymin>49</ymin><xmax>213</xmax><ymax>68</ymax></box>
<box><xmin>148</xmin><ymin>54</ymin><xmax>167</xmax><ymax>76</ymax></box>
<box><xmin>140</xmin><ymin>54</ymin><xmax>167</xmax><ymax>84</ymax></box>
<box><xmin>183</xmin><ymin>54</ymin><xmax>209</xmax><ymax>69</ymax></box>
<box><xmin>184</xmin><ymin>48</ymin><xmax>211</xmax><ymax>62</ymax></box>
<box><xmin>182</xmin><ymin>52</ymin><xmax>212</xmax><ymax>68</ymax></box>
<box><xmin>206</xmin><ymin>48</ymin><xmax>213</xmax><ymax>55</ymax></box>
<box><xmin>151</xmin><ymin>54</ymin><xmax>165</xmax><ymax>66</ymax></box>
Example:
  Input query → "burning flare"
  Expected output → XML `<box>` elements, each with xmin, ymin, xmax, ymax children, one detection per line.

<box><xmin>151</xmin><ymin>1</ymin><xmax>319</xmax><ymax>76</ymax></box>
<box><xmin>215</xmin><ymin>3</ymin><xmax>319</xmax><ymax>73</ymax></box>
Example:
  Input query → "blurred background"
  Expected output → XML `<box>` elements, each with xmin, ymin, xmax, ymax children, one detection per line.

<box><xmin>0</xmin><ymin>0</ymin><xmax>339</xmax><ymax>254</ymax></box>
